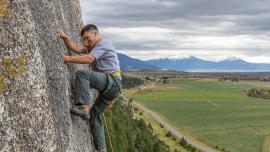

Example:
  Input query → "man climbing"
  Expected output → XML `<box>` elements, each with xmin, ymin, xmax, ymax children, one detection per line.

<box><xmin>58</xmin><ymin>24</ymin><xmax>122</xmax><ymax>152</ymax></box>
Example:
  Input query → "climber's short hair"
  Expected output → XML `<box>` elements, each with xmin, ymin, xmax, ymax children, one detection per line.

<box><xmin>81</xmin><ymin>24</ymin><xmax>99</xmax><ymax>36</ymax></box>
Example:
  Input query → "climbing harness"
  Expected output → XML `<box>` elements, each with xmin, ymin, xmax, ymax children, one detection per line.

<box><xmin>100</xmin><ymin>71</ymin><xmax>122</xmax><ymax>104</ymax></box>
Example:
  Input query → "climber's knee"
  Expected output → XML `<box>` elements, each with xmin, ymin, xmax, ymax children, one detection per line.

<box><xmin>75</xmin><ymin>70</ymin><xmax>88</xmax><ymax>79</ymax></box>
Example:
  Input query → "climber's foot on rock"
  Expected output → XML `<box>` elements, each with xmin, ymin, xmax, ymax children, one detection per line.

<box><xmin>70</xmin><ymin>104</ymin><xmax>90</xmax><ymax>121</ymax></box>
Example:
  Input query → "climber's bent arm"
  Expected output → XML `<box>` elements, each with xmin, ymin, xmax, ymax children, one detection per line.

<box><xmin>62</xmin><ymin>36</ymin><xmax>86</xmax><ymax>53</ymax></box>
<box><xmin>63</xmin><ymin>54</ymin><xmax>95</xmax><ymax>64</ymax></box>
<box><xmin>57</xmin><ymin>28</ymin><xmax>86</xmax><ymax>53</ymax></box>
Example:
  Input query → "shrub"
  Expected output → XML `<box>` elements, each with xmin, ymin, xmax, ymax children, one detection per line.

<box><xmin>165</xmin><ymin>131</ymin><xmax>172</xmax><ymax>138</ymax></box>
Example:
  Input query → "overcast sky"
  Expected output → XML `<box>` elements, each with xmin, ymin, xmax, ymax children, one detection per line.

<box><xmin>79</xmin><ymin>0</ymin><xmax>270</xmax><ymax>63</ymax></box>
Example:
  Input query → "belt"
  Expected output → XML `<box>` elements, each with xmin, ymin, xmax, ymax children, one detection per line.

<box><xmin>108</xmin><ymin>71</ymin><xmax>121</xmax><ymax>77</ymax></box>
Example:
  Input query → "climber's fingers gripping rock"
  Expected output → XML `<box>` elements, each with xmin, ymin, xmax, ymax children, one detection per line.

<box><xmin>57</xmin><ymin>28</ymin><xmax>69</xmax><ymax>39</ymax></box>
<box><xmin>62</xmin><ymin>54</ymin><xmax>69</xmax><ymax>63</ymax></box>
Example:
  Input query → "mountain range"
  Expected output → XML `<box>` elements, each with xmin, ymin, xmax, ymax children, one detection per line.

<box><xmin>118</xmin><ymin>53</ymin><xmax>160</xmax><ymax>71</ymax></box>
<box><xmin>117</xmin><ymin>53</ymin><xmax>270</xmax><ymax>72</ymax></box>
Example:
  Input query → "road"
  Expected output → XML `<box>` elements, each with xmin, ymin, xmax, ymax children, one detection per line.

<box><xmin>133</xmin><ymin>102</ymin><xmax>219</xmax><ymax>152</ymax></box>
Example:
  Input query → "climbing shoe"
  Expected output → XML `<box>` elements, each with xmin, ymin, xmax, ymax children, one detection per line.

<box><xmin>70</xmin><ymin>105</ymin><xmax>90</xmax><ymax>121</ymax></box>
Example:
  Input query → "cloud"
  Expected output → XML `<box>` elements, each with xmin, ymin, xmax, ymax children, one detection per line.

<box><xmin>79</xmin><ymin>0</ymin><xmax>270</xmax><ymax>63</ymax></box>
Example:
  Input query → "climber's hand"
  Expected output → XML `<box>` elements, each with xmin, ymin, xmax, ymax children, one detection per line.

<box><xmin>57</xmin><ymin>28</ymin><xmax>69</xmax><ymax>39</ymax></box>
<box><xmin>62</xmin><ymin>54</ymin><xmax>69</xmax><ymax>63</ymax></box>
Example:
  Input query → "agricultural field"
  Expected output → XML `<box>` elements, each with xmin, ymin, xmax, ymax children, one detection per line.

<box><xmin>132</xmin><ymin>78</ymin><xmax>270</xmax><ymax>152</ymax></box>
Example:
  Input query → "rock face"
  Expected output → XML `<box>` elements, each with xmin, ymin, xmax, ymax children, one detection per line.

<box><xmin>0</xmin><ymin>0</ymin><xmax>95</xmax><ymax>151</ymax></box>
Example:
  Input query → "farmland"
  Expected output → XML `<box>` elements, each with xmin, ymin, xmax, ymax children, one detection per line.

<box><xmin>131</xmin><ymin>78</ymin><xmax>270</xmax><ymax>152</ymax></box>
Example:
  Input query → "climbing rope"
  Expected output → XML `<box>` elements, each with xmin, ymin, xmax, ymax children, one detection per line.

<box><xmin>103</xmin><ymin>113</ymin><xmax>114</xmax><ymax>152</ymax></box>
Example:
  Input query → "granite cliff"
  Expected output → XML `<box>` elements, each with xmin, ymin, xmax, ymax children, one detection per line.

<box><xmin>0</xmin><ymin>0</ymin><xmax>95</xmax><ymax>151</ymax></box>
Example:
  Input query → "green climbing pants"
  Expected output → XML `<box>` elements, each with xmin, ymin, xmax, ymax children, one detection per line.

<box><xmin>75</xmin><ymin>70</ymin><xmax>122</xmax><ymax>151</ymax></box>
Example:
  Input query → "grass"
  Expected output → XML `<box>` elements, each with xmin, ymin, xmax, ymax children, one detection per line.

<box><xmin>132</xmin><ymin>79</ymin><xmax>270</xmax><ymax>152</ymax></box>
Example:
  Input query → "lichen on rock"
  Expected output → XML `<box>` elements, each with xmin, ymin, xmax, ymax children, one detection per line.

<box><xmin>0</xmin><ymin>75</ymin><xmax>6</xmax><ymax>90</ymax></box>
<box><xmin>2</xmin><ymin>54</ymin><xmax>26</xmax><ymax>76</ymax></box>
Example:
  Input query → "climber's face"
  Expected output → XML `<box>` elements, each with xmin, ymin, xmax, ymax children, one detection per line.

<box><xmin>82</xmin><ymin>30</ymin><xmax>100</xmax><ymax>50</ymax></box>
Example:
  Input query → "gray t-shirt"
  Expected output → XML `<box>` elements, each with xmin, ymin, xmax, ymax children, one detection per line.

<box><xmin>89</xmin><ymin>38</ymin><xmax>121</xmax><ymax>74</ymax></box>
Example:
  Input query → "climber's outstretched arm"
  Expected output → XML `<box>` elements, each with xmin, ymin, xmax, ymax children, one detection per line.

<box><xmin>57</xmin><ymin>29</ymin><xmax>86</xmax><ymax>53</ymax></box>
<box><xmin>62</xmin><ymin>54</ymin><xmax>95</xmax><ymax>64</ymax></box>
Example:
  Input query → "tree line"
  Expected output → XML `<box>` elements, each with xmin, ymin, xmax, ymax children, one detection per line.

<box><xmin>104</xmin><ymin>99</ymin><xmax>170</xmax><ymax>152</ymax></box>
<box><xmin>247</xmin><ymin>88</ymin><xmax>270</xmax><ymax>100</ymax></box>
<box><xmin>122</xmin><ymin>75</ymin><xmax>144</xmax><ymax>89</ymax></box>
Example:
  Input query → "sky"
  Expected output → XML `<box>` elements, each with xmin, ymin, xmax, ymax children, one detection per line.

<box><xmin>79</xmin><ymin>0</ymin><xmax>270</xmax><ymax>63</ymax></box>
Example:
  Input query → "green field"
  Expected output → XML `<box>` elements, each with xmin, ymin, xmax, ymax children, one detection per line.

<box><xmin>132</xmin><ymin>79</ymin><xmax>270</xmax><ymax>152</ymax></box>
